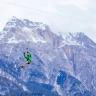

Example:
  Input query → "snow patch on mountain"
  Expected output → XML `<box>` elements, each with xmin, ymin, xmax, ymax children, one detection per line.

<box><xmin>0</xmin><ymin>68</ymin><xmax>16</xmax><ymax>82</ymax></box>
<box><xmin>58</xmin><ymin>32</ymin><xmax>87</xmax><ymax>48</ymax></box>
<box><xmin>61</xmin><ymin>32</ymin><xmax>80</xmax><ymax>45</ymax></box>
<box><xmin>22</xmin><ymin>27</ymin><xmax>47</xmax><ymax>43</ymax></box>
<box><xmin>22</xmin><ymin>19</ymin><xmax>47</xmax><ymax>30</ymax></box>
<box><xmin>8</xmin><ymin>16</ymin><xmax>18</xmax><ymax>23</ymax></box>
<box><xmin>8</xmin><ymin>36</ymin><xmax>18</xmax><ymax>43</ymax></box>
<box><xmin>6</xmin><ymin>22</ymin><xmax>16</xmax><ymax>28</ymax></box>
<box><xmin>72</xmin><ymin>32</ymin><xmax>83</xmax><ymax>37</ymax></box>
<box><xmin>0</xmin><ymin>91</ymin><xmax>6</xmax><ymax>95</ymax></box>
<box><xmin>0</xmin><ymin>34</ymin><xmax>5</xmax><ymax>40</ymax></box>
<box><xmin>22</xmin><ymin>27</ymin><xmax>31</xmax><ymax>32</ymax></box>
<box><xmin>29</xmin><ymin>22</ymin><xmax>33</xmax><ymax>26</ymax></box>
<box><xmin>0</xmin><ymin>68</ymin><xmax>29</xmax><ymax>92</ymax></box>
<box><xmin>36</xmin><ymin>23</ymin><xmax>46</xmax><ymax>30</ymax></box>
<box><xmin>53</xmin><ymin>73</ymin><xmax>64</xmax><ymax>96</ymax></box>
<box><xmin>22</xmin><ymin>85</ymin><xmax>28</xmax><ymax>91</ymax></box>
<box><xmin>0</xmin><ymin>31</ymin><xmax>7</xmax><ymax>40</ymax></box>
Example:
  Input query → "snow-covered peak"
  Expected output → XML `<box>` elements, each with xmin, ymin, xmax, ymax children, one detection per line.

<box><xmin>22</xmin><ymin>19</ymin><xmax>47</xmax><ymax>30</ymax></box>
<box><xmin>59</xmin><ymin>32</ymin><xmax>96</xmax><ymax>48</ymax></box>
<box><xmin>1</xmin><ymin>16</ymin><xmax>96</xmax><ymax>48</ymax></box>
<box><xmin>0</xmin><ymin>17</ymin><xmax>50</xmax><ymax>44</ymax></box>
<box><xmin>62</xmin><ymin>32</ymin><xmax>84</xmax><ymax>39</ymax></box>
<box><xmin>3</xmin><ymin>17</ymin><xmax>24</xmax><ymax>32</ymax></box>
<box><xmin>35</xmin><ymin>22</ymin><xmax>47</xmax><ymax>30</ymax></box>
<box><xmin>3</xmin><ymin>16</ymin><xmax>18</xmax><ymax>30</ymax></box>
<box><xmin>59</xmin><ymin>32</ymin><xmax>80</xmax><ymax>46</ymax></box>
<box><xmin>22</xmin><ymin>27</ymin><xmax>47</xmax><ymax>43</ymax></box>
<box><xmin>8</xmin><ymin>16</ymin><xmax>18</xmax><ymax>22</ymax></box>
<box><xmin>72</xmin><ymin>32</ymin><xmax>84</xmax><ymax>37</ymax></box>
<box><xmin>3</xmin><ymin>17</ymin><xmax>49</xmax><ymax>33</ymax></box>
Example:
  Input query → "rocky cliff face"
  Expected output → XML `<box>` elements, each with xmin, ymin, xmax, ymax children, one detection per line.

<box><xmin>0</xmin><ymin>16</ymin><xmax>95</xmax><ymax>96</ymax></box>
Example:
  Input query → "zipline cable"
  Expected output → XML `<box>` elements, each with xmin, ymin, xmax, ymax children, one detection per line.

<box><xmin>0</xmin><ymin>0</ymin><xmax>95</xmax><ymax>24</ymax></box>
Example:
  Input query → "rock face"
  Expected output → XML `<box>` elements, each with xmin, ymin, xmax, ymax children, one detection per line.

<box><xmin>56</xmin><ymin>71</ymin><xmax>92</xmax><ymax>96</ymax></box>
<box><xmin>0</xmin><ymin>16</ymin><xmax>95</xmax><ymax>96</ymax></box>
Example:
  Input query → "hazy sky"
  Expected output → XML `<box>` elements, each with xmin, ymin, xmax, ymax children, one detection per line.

<box><xmin>0</xmin><ymin>0</ymin><xmax>96</xmax><ymax>42</ymax></box>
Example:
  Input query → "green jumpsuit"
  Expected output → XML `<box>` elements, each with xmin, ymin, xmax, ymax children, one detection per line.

<box><xmin>24</xmin><ymin>52</ymin><xmax>32</xmax><ymax>64</ymax></box>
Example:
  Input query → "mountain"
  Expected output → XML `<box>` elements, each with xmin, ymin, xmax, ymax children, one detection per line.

<box><xmin>0</xmin><ymin>16</ymin><xmax>95</xmax><ymax>96</ymax></box>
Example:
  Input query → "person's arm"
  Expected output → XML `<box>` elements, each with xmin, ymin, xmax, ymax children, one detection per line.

<box><xmin>27</xmin><ymin>52</ymin><xmax>31</xmax><ymax>55</ymax></box>
<box><xmin>24</xmin><ymin>52</ymin><xmax>27</xmax><ymax>58</ymax></box>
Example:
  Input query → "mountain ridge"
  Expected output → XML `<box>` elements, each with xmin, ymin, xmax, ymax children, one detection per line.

<box><xmin>0</xmin><ymin>16</ymin><xmax>95</xmax><ymax>96</ymax></box>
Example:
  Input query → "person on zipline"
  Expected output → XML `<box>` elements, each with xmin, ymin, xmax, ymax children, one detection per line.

<box><xmin>21</xmin><ymin>51</ymin><xmax>32</xmax><ymax>68</ymax></box>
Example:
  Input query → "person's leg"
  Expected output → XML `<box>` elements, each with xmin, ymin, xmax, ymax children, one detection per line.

<box><xmin>21</xmin><ymin>61</ymin><xmax>28</xmax><ymax>68</ymax></box>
